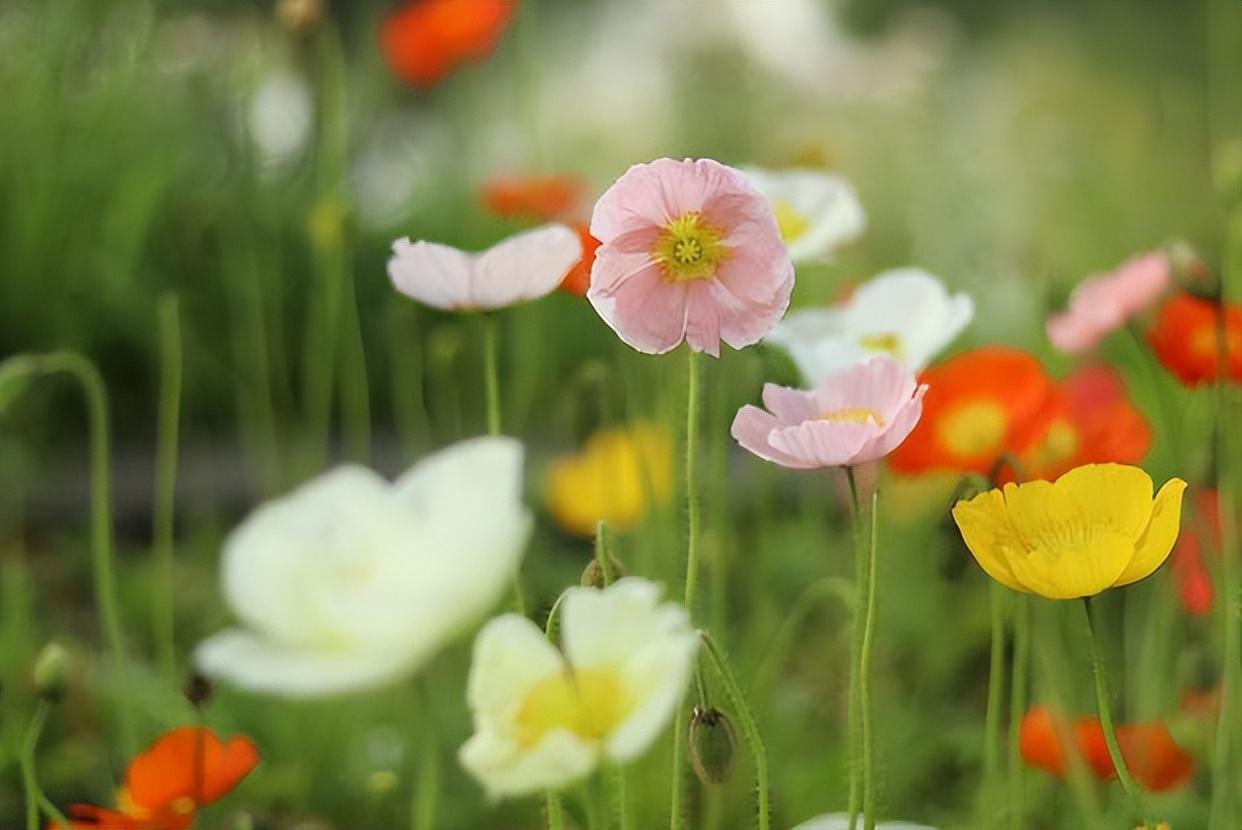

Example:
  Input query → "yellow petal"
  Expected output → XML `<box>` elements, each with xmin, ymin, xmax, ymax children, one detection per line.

<box><xmin>1056</xmin><ymin>463</ymin><xmax>1154</xmax><ymax>543</ymax></box>
<box><xmin>1112</xmin><ymin>477</ymin><xmax>1188</xmax><ymax>588</ymax></box>
<box><xmin>1005</xmin><ymin>529</ymin><xmax>1135</xmax><ymax>599</ymax></box>
<box><xmin>951</xmin><ymin>489</ymin><xmax>1027</xmax><ymax>593</ymax></box>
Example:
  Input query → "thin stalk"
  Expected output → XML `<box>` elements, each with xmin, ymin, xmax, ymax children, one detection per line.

<box><xmin>614</xmin><ymin>762</ymin><xmax>632</xmax><ymax>830</ymax></box>
<box><xmin>482</xmin><ymin>314</ymin><xmax>502</xmax><ymax>436</ymax></box>
<box><xmin>1007</xmin><ymin>595</ymin><xmax>1029</xmax><ymax>830</ymax></box>
<box><xmin>669</xmin><ymin>346</ymin><xmax>702</xmax><ymax>830</ymax></box>
<box><xmin>858</xmin><ymin>490</ymin><xmax>880</xmax><ymax>830</ymax></box>
<box><xmin>21</xmin><ymin>701</ymin><xmax>66</xmax><ymax>830</ymax></box>
<box><xmin>750</xmin><ymin>576</ymin><xmax>855</xmax><ymax>695</ymax></box>
<box><xmin>981</xmin><ymin>582</ymin><xmax>1006</xmax><ymax>825</ymax></box>
<box><xmin>845</xmin><ymin>468</ymin><xmax>867</xmax><ymax>830</ymax></box>
<box><xmin>152</xmin><ymin>294</ymin><xmax>182</xmax><ymax>683</ymax></box>
<box><xmin>546</xmin><ymin>792</ymin><xmax>565</xmax><ymax>830</ymax></box>
<box><xmin>595</xmin><ymin>519</ymin><xmax>615</xmax><ymax>586</ymax></box>
<box><xmin>1083</xmin><ymin>598</ymin><xmax>1146</xmax><ymax>822</ymax></box>
<box><xmin>699</xmin><ymin>631</ymin><xmax>770</xmax><ymax>830</ymax></box>
<box><xmin>34</xmin><ymin>352</ymin><xmax>133</xmax><ymax>753</ymax></box>
<box><xmin>412</xmin><ymin>705</ymin><xmax>440</xmax><ymax>830</ymax></box>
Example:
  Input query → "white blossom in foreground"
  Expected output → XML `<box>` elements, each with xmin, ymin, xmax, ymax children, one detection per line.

<box><xmin>195</xmin><ymin>437</ymin><xmax>531</xmax><ymax>697</ymax></box>
<box><xmin>460</xmin><ymin>578</ymin><xmax>698</xmax><ymax>798</ymax></box>
<box><xmin>767</xmin><ymin>268</ymin><xmax>973</xmax><ymax>385</ymax></box>
<box><xmin>388</xmin><ymin>224</ymin><xmax>581</xmax><ymax>311</ymax></box>
<box><xmin>742</xmin><ymin>167</ymin><xmax>866</xmax><ymax>263</ymax></box>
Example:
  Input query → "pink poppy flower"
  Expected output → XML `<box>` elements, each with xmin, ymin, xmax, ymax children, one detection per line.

<box><xmin>731</xmin><ymin>357</ymin><xmax>927</xmax><ymax>469</ymax></box>
<box><xmin>587</xmin><ymin>158</ymin><xmax>794</xmax><ymax>357</ymax></box>
<box><xmin>388</xmin><ymin>224</ymin><xmax>581</xmax><ymax>311</ymax></box>
<box><xmin>1046</xmin><ymin>250</ymin><xmax>1172</xmax><ymax>354</ymax></box>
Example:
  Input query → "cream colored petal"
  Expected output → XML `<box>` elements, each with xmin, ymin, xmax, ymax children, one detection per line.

<box><xmin>459</xmin><ymin>727</ymin><xmax>599</xmax><ymax>799</ymax></box>
<box><xmin>1113</xmin><ymin>477</ymin><xmax>1188</xmax><ymax>588</ymax></box>
<box><xmin>951</xmin><ymin>490</ymin><xmax>1027</xmax><ymax>593</ymax></box>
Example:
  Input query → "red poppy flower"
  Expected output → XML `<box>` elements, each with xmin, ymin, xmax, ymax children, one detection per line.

<box><xmin>558</xmin><ymin>224</ymin><xmax>601</xmax><ymax>298</ymax></box>
<box><xmin>1019</xmin><ymin>706</ymin><xmax>1193</xmax><ymax>793</ymax></box>
<box><xmin>1148</xmin><ymin>293</ymin><xmax>1242</xmax><ymax>386</ymax></box>
<box><xmin>1014</xmin><ymin>365</ymin><xmax>1151</xmax><ymax>481</ymax></box>
<box><xmin>481</xmin><ymin>174</ymin><xmax>583</xmax><ymax>222</ymax></box>
<box><xmin>888</xmin><ymin>347</ymin><xmax>1054</xmax><ymax>476</ymax></box>
<box><xmin>380</xmin><ymin>0</ymin><xmax>517</xmax><ymax>88</ymax></box>
<box><xmin>50</xmin><ymin>728</ymin><xmax>260</xmax><ymax>830</ymax></box>
<box><xmin>1171</xmin><ymin>489</ymin><xmax>1223</xmax><ymax>615</ymax></box>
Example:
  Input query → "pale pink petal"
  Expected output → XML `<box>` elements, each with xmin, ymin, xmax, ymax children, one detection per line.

<box><xmin>810</xmin><ymin>357</ymin><xmax>911</xmax><ymax>422</ymax></box>
<box><xmin>1046</xmin><ymin>305</ymin><xmax>1118</xmax><ymax>354</ymax></box>
<box><xmin>768</xmin><ymin>420</ymin><xmax>876</xmax><ymax>468</ymax></box>
<box><xmin>592</xmin><ymin>158</ymin><xmax>737</xmax><ymax>239</ymax></box>
<box><xmin>590</xmin><ymin>264</ymin><xmax>689</xmax><ymax>355</ymax></box>
<box><xmin>853</xmin><ymin>385</ymin><xmax>926</xmax><ymax>463</ymax></box>
<box><xmin>710</xmin><ymin>257</ymin><xmax>795</xmax><ymax>350</ymax></box>
<box><xmin>761</xmin><ymin>383</ymin><xmax>818</xmax><ymax>422</ymax></box>
<box><xmin>388</xmin><ymin>238</ymin><xmax>473</xmax><ymax>310</ymax></box>
<box><xmin>474</xmin><ymin>224</ymin><xmax>582</xmax><ymax>308</ymax></box>
<box><xmin>684</xmin><ymin>281</ymin><xmax>723</xmax><ymax>357</ymax></box>
<box><xmin>1111</xmin><ymin>251</ymin><xmax>1172</xmax><ymax>316</ymax></box>
<box><xmin>730</xmin><ymin>406</ymin><xmax>818</xmax><ymax>469</ymax></box>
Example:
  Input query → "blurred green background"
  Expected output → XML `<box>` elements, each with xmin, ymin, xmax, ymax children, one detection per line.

<box><xmin>3</xmin><ymin>0</ymin><xmax>1242</xmax><ymax>828</ymax></box>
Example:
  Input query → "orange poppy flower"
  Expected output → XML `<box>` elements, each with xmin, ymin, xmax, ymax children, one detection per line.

<box><xmin>481</xmin><ymin>174</ymin><xmax>584</xmax><ymax>222</ymax></box>
<box><xmin>50</xmin><ymin>728</ymin><xmax>260</xmax><ymax>829</ymax></box>
<box><xmin>1019</xmin><ymin>706</ymin><xmax>1193</xmax><ymax>793</ymax></box>
<box><xmin>380</xmin><ymin>0</ymin><xmax>517</xmax><ymax>88</ymax></box>
<box><xmin>1171</xmin><ymin>488</ymin><xmax>1223</xmax><ymax>615</ymax></box>
<box><xmin>558</xmin><ymin>224</ymin><xmax>601</xmax><ymax>298</ymax></box>
<box><xmin>1014</xmin><ymin>365</ymin><xmax>1151</xmax><ymax>481</ymax></box>
<box><xmin>888</xmin><ymin>347</ymin><xmax>1055</xmax><ymax>476</ymax></box>
<box><xmin>1148</xmin><ymin>293</ymin><xmax>1242</xmax><ymax>386</ymax></box>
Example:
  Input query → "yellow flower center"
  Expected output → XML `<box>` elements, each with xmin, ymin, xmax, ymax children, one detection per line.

<box><xmin>772</xmin><ymin>200</ymin><xmax>810</xmax><ymax>242</ymax></box>
<box><xmin>1022</xmin><ymin>419</ymin><xmax>1079</xmax><ymax>473</ymax></box>
<box><xmin>820</xmin><ymin>407</ymin><xmax>886</xmax><ymax>426</ymax></box>
<box><xmin>514</xmin><ymin>666</ymin><xmax>633</xmax><ymax>749</ymax></box>
<box><xmin>653</xmin><ymin>212</ymin><xmax>728</xmax><ymax>281</ymax></box>
<box><xmin>858</xmin><ymin>332</ymin><xmax>904</xmax><ymax>359</ymax></box>
<box><xmin>939</xmin><ymin>401</ymin><xmax>1007</xmax><ymax>458</ymax></box>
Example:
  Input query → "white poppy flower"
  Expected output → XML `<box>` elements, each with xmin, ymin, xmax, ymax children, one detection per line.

<box><xmin>794</xmin><ymin>814</ymin><xmax>938</xmax><ymax>830</ymax></box>
<box><xmin>388</xmin><ymin>224</ymin><xmax>582</xmax><ymax>311</ymax></box>
<box><xmin>460</xmin><ymin>578</ymin><xmax>698</xmax><ymax>798</ymax></box>
<box><xmin>194</xmin><ymin>437</ymin><xmax>532</xmax><ymax>697</ymax></box>
<box><xmin>742</xmin><ymin>167</ymin><xmax>866</xmax><ymax>263</ymax></box>
<box><xmin>767</xmin><ymin>268</ymin><xmax>973</xmax><ymax>385</ymax></box>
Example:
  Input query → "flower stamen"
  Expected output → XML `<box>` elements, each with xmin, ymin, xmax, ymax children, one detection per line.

<box><xmin>653</xmin><ymin>212</ymin><xmax>728</xmax><ymax>282</ymax></box>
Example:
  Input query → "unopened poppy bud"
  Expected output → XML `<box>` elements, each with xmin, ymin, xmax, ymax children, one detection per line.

<box><xmin>581</xmin><ymin>553</ymin><xmax>625</xmax><ymax>589</ymax></box>
<box><xmin>33</xmin><ymin>642</ymin><xmax>70</xmax><ymax>699</ymax></box>
<box><xmin>184</xmin><ymin>671</ymin><xmax>213</xmax><ymax>707</ymax></box>
<box><xmin>276</xmin><ymin>0</ymin><xmax>323</xmax><ymax>34</ymax></box>
<box><xmin>1167</xmin><ymin>241</ymin><xmax>1216</xmax><ymax>298</ymax></box>
<box><xmin>689</xmin><ymin>706</ymin><xmax>737</xmax><ymax>786</ymax></box>
<box><xmin>0</xmin><ymin>355</ymin><xmax>37</xmax><ymax>415</ymax></box>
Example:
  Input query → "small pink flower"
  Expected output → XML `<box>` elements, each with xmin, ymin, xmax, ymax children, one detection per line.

<box><xmin>731</xmin><ymin>357</ymin><xmax>927</xmax><ymax>469</ymax></box>
<box><xmin>388</xmin><ymin>224</ymin><xmax>581</xmax><ymax>311</ymax></box>
<box><xmin>587</xmin><ymin>158</ymin><xmax>795</xmax><ymax>357</ymax></box>
<box><xmin>1046</xmin><ymin>251</ymin><xmax>1172</xmax><ymax>354</ymax></box>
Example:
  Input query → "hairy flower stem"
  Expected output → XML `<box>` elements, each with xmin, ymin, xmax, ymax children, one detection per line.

<box><xmin>858</xmin><ymin>490</ymin><xmax>880</xmax><ymax>830</ymax></box>
<box><xmin>981</xmin><ymin>582</ymin><xmax>1006</xmax><ymax>826</ymax></box>
<box><xmin>844</xmin><ymin>468</ymin><xmax>866</xmax><ymax>830</ymax></box>
<box><xmin>1083</xmin><ymin>598</ymin><xmax>1146</xmax><ymax>822</ymax></box>
<box><xmin>1007</xmin><ymin>596</ymin><xmax>1029</xmax><ymax>830</ymax></box>
<box><xmin>670</xmin><ymin>347</ymin><xmax>702</xmax><ymax>830</ymax></box>
<box><xmin>699</xmin><ymin>631</ymin><xmax>770</xmax><ymax>830</ymax></box>
<box><xmin>153</xmin><ymin>294</ymin><xmax>183</xmax><ymax>683</ymax></box>
<box><xmin>33</xmin><ymin>352</ymin><xmax>134</xmax><ymax>754</ymax></box>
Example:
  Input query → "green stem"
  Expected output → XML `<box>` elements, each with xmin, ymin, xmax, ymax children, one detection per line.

<box><xmin>845</xmin><ymin>469</ymin><xmax>866</xmax><ymax>830</ymax></box>
<box><xmin>482</xmin><ymin>314</ymin><xmax>502</xmax><ymax>436</ymax></box>
<box><xmin>1082</xmin><ymin>598</ymin><xmax>1146</xmax><ymax>821</ymax></box>
<box><xmin>858</xmin><ymin>491</ymin><xmax>880</xmax><ymax>830</ymax></box>
<box><xmin>750</xmin><ymin>576</ymin><xmax>855</xmax><ymax>695</ymax></box>
<box><xmin>981</xmin><ymin>582</ymin><xmax>1006</xmax><ymax>825</ymax></box>
<box><xmin>698</xmin><ymin>631</ymin><xmax>770</xmax><ymax>830</ymax></box>
<box><xmin>410</xmin><ymin>680</ymin><xmax>439</xmax><ymax>830</ymax></box>
<box><xmin>595</xmin><ymin>519</ymin><xmax>614</xmax><ymax>586</ymax></box>
<box><xmin>1007</xmin><ymin>595</ymin><xmax>1028</xmax><ymax>830</ymax></box>
<box><xmin>614</xmin><ymin>762</ymin><xmax>632</xmax><ymax>830</ymax></box>
<box><xmin>152</xmin><ymin>295</ymin><xmax>182</xmax><ymax>683</ymax></box>
<box><xmin>546</xmin><ymin>791</ymin><xmax>565</xmax><ymax>830</ymax></box>
<box><xmin>33</xmin><ymin>352</ymin><xmax>133</xmax><ymax>753</ymax></box>
<box><xmin>21</xmin><ymin>700</ymin><xmax>66</xmax><ymax>830</ymax></box>
<box><xmin>669</xmin><ymin>346</ymin><xmax>702</xmax><ymax>830</ymax></box>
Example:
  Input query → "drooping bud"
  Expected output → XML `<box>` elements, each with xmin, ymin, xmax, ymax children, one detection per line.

<box><xmin>688</xmin><ymin>706</ymin><xmax>737</xmax><ymax>786</ymax></box>
<box><xmin>0</xmin><ymin>355</ymin><xmax>37</xmax><ymax>415</ymax></box>
<box><xmin>33</xmin><ymin>642</ymin><xmax>71</xmax><ymax>700</ymax></box>
<box><xmin>580</xmin><ymin>553</ymin><xmax>625</xmax><ymax>589</ymax></box>
<box><xmin>184</xmin><ymin>671</ymin><xmax>213</xmax><ymax>708</ymax></box>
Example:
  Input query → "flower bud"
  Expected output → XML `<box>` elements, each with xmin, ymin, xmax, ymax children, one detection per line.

<box><xmin>33</xmin><ymin>642</ymin><xmax>70</xmax><ymax>700</ymax></box>
<box><xmin>184</xmin><ymin>671</ymin><xmax>213</xmax><ymax>707</ymax></box>
<box><xmin>0</xmin><ymin>356</ymin><xmax>37</xmax><ymax>416</ymax></box>
<box><xmin>276</xmin><ymin>0</ymin><xmax>324</xmax><ymax>34</ymax></box>
<box><xmin>580</xmin><ymin>553</ymin><xmax>625</xmax><ymax>589</ymax></box>
<box><xmin>689</xmin><ymin>706</ymin><xmax>737</xmax><ymax>786</ymax></box>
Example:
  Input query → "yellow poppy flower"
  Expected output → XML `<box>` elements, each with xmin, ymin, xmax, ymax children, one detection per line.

<box><xmin>546</xmin><ymin>422</ymin><xmax>673</xmax><ymax>536</ymax></box>
<box><xmin>951</xmin><ymin>463</ymin><xmax>1186</xmax><ymax>600</ymax></box>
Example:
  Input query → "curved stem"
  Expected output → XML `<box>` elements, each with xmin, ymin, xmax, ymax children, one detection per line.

<box><xmin>670</xmin><ymin>346</ymin><xmax>702</xmax><ymax>830</ymax></box>
<box><xmin>1083</xmin><ymin>598</ymin><xmax>1146</xmax><ymax>821</ymax></box>
<box><xmin>858</xmin><ymin>490</ymin><xmax>880</xmax><ymax>830</ymax></box>
<box><xmin>699</xmin><ymin>631</ymin><xmax>770</xmax><ymax>830</ymax></box>
<box><xmin>33</xmin><ymin>352</ymin><xmax>133</xmax><ymax>753</ymax></box>
<box><xmin>981</xmin><ymin>582</ymin><xmax>1006</xmax><ymax>825</ymax></box>
<box><xmin>750</xmin><ymin>576</ymin><xmax>855</xmax><ymax>694</ymax></box>
<box><xmin>1007</xmin><ymin>595</ymin><xmax>1029</xmax><ymax>830</ymax></box>
<box><xmin>153</xmin><ymin>295</ymin><xmax>182</xmax><ymax>683</ymax></box>
<box><xmin>845</xmin><ymin>469</ymin><xmax>866</xmax><ymax>830</ymax></box>
<box><xmin>21</xmin><ymin>700</ymin><xmax>66</xmax><ymax>830</ymax></box>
